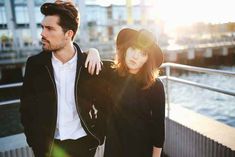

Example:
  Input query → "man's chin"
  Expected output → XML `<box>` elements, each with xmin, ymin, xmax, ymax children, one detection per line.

<box><xmin>42</xmin><ymin>46</ymin><xmax>51</xmax><ymax>51</ymax></box>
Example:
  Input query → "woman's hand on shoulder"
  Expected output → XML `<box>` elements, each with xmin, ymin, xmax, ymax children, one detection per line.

<box><xmin>85</xmin><ymin>48</ymin><xmax>103</xmax><ymax>75</ymax></box>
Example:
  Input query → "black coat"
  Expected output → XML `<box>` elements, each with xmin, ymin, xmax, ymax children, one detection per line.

<box><xmin>20</xmin><ymin>43</ymin><xmax>110</xmax><ymax>157</ymax></box>
<box><xmin>104</xmin><ymin>72</ymin><xmax>165</xmax><ymax>157</ymax></box>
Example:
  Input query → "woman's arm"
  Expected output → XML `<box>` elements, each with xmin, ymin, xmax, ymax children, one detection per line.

<box><xmin>149</xmin><ymin>79</ymin><xmax>165</xmax><ymax>156</ymax></box>
<box><xmin>152</xmin><ymin>147</ymin><xmax>162</xmax><ymax>157</ymax></box>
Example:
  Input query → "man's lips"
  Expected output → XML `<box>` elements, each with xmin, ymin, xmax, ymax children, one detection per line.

<box><xmin>41</xmin><ymin>39</ymin><xmax>49</xmax><ymax>44</ymax></box>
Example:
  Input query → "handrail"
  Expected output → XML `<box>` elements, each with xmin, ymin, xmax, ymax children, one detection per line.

<box><xmin>0</xmin><ymin>100</ymin><xmax>20</xmax><ymax>106</ymax></box>
<box><xmin>162</xmin><ymin>76</ymin><xmax>235</xmax><ymax>96</ymax></box>
<box><xmin>161</xmin><ymin>62</ymin><xmax>235</xmax><ymax>76</ymax></box>
<box><xmin>160</xmin><ymin>62</ymin><xmax>235</xmax><ymax>117</ymax></box>
<box><xmin>0</xmin><ymin>63</ymin><xmax>235</xmax><ymax>108</ymax></box>
<box><xmin>0</xmin><ymin>82</ymin><xmax>22</xmax><ymax>106</ymax></box>
<box><xmin>0</xmin><ymin>82</ymin><xmax>22</xmax><ymax>89</ymax></box>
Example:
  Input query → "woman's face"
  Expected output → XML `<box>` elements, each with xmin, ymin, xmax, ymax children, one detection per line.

<box><xmin>125</xmin><ymin>47</ymin><xmax>148</xmax><ymax>74</ymax></box>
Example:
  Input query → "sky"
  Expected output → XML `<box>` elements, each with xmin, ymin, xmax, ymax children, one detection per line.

<box><xmin>86</xmin><ymin>0</ymin><xmax>235</xmax><ymax>28</ymax></box>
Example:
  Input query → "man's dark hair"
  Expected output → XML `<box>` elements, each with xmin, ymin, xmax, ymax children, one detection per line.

<box><xmin>40</xmin><ymin>1</ymin><xmax>79</xmax><ymax>40</ymax></box>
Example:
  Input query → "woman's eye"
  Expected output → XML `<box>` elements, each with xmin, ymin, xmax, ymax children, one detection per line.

<box><xmin>140</xmin><ymin>52</ymin><xmax>147</xmax><ymax>57</ymax></box>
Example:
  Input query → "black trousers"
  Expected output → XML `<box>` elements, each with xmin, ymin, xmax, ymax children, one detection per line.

<box><xmin>51</xmin><ymin>136</ymin><xmax>96</xmax><ymax>157</ymax></box>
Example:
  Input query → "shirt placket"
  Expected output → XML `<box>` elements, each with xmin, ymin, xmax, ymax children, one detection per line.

<box><xmin>60</xmin><ymin>64</ymin><xmax>67</xmax><ymax>138</ymax></box>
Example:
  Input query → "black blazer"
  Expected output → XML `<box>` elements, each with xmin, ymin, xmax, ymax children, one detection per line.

<box><xmin>20</xmin><ymin>43</ymin><xmax>110</xmax><ymax>156</ymax></box>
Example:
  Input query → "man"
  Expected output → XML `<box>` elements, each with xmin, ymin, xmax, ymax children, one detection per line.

<box><xmin>20</xmin><ymin>1</ymin><xmax>108</xmax><ymax>157</ymax></box>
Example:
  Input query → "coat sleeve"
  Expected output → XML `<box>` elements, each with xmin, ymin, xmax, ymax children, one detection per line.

<box><xmin>78</xmin><ymin>60</ymin><xmax>113</xmax><ymax>145</ymax></box>
<box><xmin>149</xmin><ymin>78</ymin><xmax>165</xmax><ymax>148</ymax></box>
<box><xmin>19</xmin><ymin>57</ymin><xmax>36</xmax><ymax>147</ymax></box>
<box><xmin>87</xmin><ymin>60</ymin><xmax>114</xmax><ymax>113</ymax></box>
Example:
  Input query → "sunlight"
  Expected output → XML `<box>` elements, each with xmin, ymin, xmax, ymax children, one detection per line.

<box><xmin>87</xmin><ymin>0</ymin><xmax>235</xmax><ymax>28</ymax></box>
<box><xmin>154</xmin><ymin>0</ymin><xmax>235</xmax><ymax>28</ymax></box>
<box><xmin>135</xmin><ymin>0</ymin><xmax>235</xmax><ymax>38</ymax></box>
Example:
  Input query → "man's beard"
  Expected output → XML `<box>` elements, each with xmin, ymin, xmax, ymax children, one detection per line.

<box><xmin>42</xmin><ymin>44</ymin><xmax>53</xmax><ymax>51</ymax></box>
<box><xmin>41</xmin><ymin>38</ymin><xmax>52</xmax><ymax>51</ymax></box>
<box><xmin>42</xmin><ymin>42</ymin><xmax>64</xmax><ymax>52</ymax></box>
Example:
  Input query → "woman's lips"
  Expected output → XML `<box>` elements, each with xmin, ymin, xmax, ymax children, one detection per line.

<box><xmin>129</xmin><ymin>60</ymin><xmax>136</xmax><ymax>65</ymax></box>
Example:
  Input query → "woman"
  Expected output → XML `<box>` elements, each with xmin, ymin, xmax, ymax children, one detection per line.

<box><xmin>104</xmin><ymin>28</ymin><xmax>165</xmax><ymax>157</ymax></box>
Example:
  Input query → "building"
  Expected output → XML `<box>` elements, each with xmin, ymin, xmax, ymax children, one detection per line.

<box><xmin>0</xmin><ymin>0</ymin><xmax>166</xmax><ymax>51</ymax></box>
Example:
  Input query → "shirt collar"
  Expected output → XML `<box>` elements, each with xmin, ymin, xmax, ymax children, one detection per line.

<box><xmin>68</xmin><ymin>46</ymin><xmax>77</xmax><ymax>65</ymax></box>
<box><xmin>52</xmin><ymin>46</ymin><xmax>78</xmax><ymax>67</ymax></box>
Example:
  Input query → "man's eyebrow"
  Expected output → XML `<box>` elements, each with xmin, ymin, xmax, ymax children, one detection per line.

<box><xmin>40</xmin><ymin>24</ymin><xmax>55</xmax><ymax>29</ymax></box>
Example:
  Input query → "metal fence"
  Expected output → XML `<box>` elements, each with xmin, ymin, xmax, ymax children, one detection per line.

<box><xmin>160</xmin><ymin>63</ymin><xmax>235</xmax><ymax>157</ymax></box>
<box><xmin>0</xmin><ymin>62</ymin><xmax>235</xmax><ymax>157</ymax></box>
<box><xmin>160</xmin><ymin>62</ymin><xmax>235</xmax><ymax>117</ymax></box>
<box><xmin>0</xmin><ymin>147</ymin><xmax>34</xmax><ymax>157</ymax></box>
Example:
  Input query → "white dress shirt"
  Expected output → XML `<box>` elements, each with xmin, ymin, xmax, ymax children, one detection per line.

<box><xmin>52</xmin><ymin>50</ymin><xmax>87</xmax><ymax>140</ymax></box>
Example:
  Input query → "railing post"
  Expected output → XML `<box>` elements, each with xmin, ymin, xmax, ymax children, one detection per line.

<box><xmin>166</xmin><ymin>65</ymin><xmax>171</xmax><ymax>118</ymax></box>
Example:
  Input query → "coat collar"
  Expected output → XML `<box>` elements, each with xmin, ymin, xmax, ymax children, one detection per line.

<box><xmin>39</xmin><ymin>42</ymin><xmax>85</xmax><ymax>66</ymax></box>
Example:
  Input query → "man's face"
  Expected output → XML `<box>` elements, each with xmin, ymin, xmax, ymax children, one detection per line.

<box><xmin>40</xmin><ymin>15</ymin><xmax>67</xmax><ymax>51</ymax></box>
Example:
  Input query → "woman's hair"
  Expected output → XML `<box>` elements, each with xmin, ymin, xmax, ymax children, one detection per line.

<box><xmin>114</xmin><ymin>35</ymin><xmax>160</xmax><ymax>89</ymax></box>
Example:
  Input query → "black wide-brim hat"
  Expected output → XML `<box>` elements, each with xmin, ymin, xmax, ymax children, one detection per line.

<box><xmin>116</xmin><ymin>28</ymin><xmax>164</xmax><ymax>68</ymax></box>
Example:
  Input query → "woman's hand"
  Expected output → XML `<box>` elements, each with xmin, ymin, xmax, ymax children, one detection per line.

<box><xmin>85</xmin><ymin>48</ymin><xmax>102</xmax><ymax>75</ymax></box>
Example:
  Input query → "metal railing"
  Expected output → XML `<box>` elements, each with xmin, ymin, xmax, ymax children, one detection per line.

<box><xmin>157</xmin><ymin>63</ymin><xmax>235</xmax><ymax>157</ymax></box>
<box><xmin>1</xmin><ymin>63</ymin><xmax>235</xmax><ymax>107</ymax></box>
<box><xmin>159</xmin><ymin>62</ymin><xmax>235</xmax><ymax>117</ymax></box>
<box><xmin>1</xmin><ymin>63</ymin><xmax>235</xmax><ymax>156</ymax></box>
<box><xmin>0</xmin><ymin>82</ymin><xmax>22</xmax><ymax>106</ymax></box>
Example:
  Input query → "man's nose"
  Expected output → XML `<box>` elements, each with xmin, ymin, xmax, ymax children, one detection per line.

<box><xmin>40</xmin><ymin>29</ymin><xmax>46</xmax><ymax>38</ymax></box>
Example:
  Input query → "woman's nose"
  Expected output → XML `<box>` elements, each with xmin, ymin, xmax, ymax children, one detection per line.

<box><xmin>132</xmin><ymin>52</ymin><xmax>139</xmax><ymax>59</ymax></box>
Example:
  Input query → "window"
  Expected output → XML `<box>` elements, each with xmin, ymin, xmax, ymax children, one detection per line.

<box><xmin>0</xmin><ymin>6</ymin><xmax>6</xmax><ymax>29</ymax></box>
<box><xmin>15</xmin><ymin>6</ymin><xmax>29</xmax><ymax>24</ymax></box>
<box><xmin>14</xmin><ymin>0</ymin><xmax>26</xmax><ymax>5</ymax></box>
<box><xmin>0</xmin><ymin>6</ymin><xmax>6</xmax><ymax>24</ymax></box>
<box><xmin>34</xmin><ymin>0</ymin><xmax>44</xmax><ymax>6</ymax></box>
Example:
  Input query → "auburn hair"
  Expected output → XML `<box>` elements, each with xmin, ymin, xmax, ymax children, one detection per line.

<box><xmin>114</xmin><ymin>39</ymin><xmax>160</xmax><ymax>89</ymax></box>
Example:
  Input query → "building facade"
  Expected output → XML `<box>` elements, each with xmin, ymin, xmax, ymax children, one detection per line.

<box><xmin>0</xmin><ymin>0</ymin><xmax>165</xmax><ymax>51</ymax></box>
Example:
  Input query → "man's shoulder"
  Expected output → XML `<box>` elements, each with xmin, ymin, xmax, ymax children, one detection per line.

<box><xmin>102</xmin><ymin>59</ymin><xmax>114</xmax><ymax>68</ymax></box>
<box><xmin>99</xmin><ymin>59</ymin><xmax>115</xmax><ymax>77</ymax></box>
<box><xmin>80</xmin><ymin>60</ymin><xmax>115</xmax><ymax>82</ymax></box>
<box><xmin>26</xmin><ymin>51</ymin><xmax>50</xmax><ymax>65</ymax></box>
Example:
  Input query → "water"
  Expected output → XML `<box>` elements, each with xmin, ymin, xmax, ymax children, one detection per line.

<box><xmin>0</xmin><ymin>66</ymin><xmax>234</xmax><ymax>137</ymax></box>
<box><xmin>168</xmin><ymin>66</ymin><xmax>235</xmax><ymax>127</ymax></box>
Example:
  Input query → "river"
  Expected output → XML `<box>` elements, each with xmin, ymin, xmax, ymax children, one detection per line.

<box><xmin>167</xmin><ymin>66</ymin><xmax>235</xmax><ymax>127</ymax></box>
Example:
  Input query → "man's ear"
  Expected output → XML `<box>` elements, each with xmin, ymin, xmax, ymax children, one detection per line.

<box><xmin>66</xmin><ymin>30</ymin><xmax>74</xmax><ymax>40</ymax></box>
